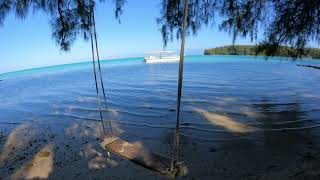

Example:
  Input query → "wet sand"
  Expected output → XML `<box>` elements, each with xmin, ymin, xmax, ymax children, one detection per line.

<box><xmin>1</xmin><ymin>113</ymin><xmax>320</xmax><ymax>180</ymax></box>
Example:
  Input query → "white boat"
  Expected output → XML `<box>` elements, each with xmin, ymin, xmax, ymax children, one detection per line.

<box><xmin>144</xmin><ymin>51</ymin><xmax>179</xmax><ymax>63</ymax></box>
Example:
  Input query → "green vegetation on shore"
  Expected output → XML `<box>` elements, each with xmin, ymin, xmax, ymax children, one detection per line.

<box><xmin>204</xmin><ymin>45</ymin><xmax>320</xmax><ymax>59</ymax></box>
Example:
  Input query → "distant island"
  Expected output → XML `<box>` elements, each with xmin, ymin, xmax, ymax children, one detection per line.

<box><xmin>204</xmin><ymin>45</ymin><xmax>320</xmax><ymax>59</ymax></box>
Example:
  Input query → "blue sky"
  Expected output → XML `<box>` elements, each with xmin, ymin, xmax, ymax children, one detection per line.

<box><xmin>1</xmin><ymin>1</ymin><xmax>260</xmax><ymax>74</ymax></box>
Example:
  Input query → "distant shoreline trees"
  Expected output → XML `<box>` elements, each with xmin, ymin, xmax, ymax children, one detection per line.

<box><xmin>158</xmin><ymin>0</ymin><xmax>320</xmax><ymax>58</ymax></box>
<box><xmin>204</xmin><ymin>45</ymin><xmax>320</xmax><ymax>59</ymax></box>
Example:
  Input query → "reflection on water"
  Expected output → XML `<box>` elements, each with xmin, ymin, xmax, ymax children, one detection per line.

<box><xmin>0</xmin><ymin>56</ymin><xmax>320</xmax><ymax>179</ymax></box>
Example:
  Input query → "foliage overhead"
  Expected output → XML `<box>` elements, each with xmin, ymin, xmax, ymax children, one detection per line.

<box><xmin>158</xmin><ymin>0</ymin><xmax>320</xmax><ymax>58</ymax></box>
<box><xmin>0</xmin><ymin>0</ymin><xmax>126</xmax><ymax>51</ymax></box>
<box><xmin>1</xmin><ymin>0</ymin><xmax>319</xmax><ymax>58</ymax></box>
<box><xmin>157</xmin><ymin>0</ymin><xmax>216</xmax><ymax>46</ymax></box>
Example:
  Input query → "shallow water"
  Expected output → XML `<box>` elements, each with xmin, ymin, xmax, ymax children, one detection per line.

<box><xmin>0</xmin><ymin>55</ymin><xmax>320</xmax><ymax>179</ymax></box>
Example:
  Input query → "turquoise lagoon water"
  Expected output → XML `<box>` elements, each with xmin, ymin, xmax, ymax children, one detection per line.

<box><xmin>1</xmin><ymin>55</ymin><xmax>320</xmax><ymax>137</ymax></box>
<box><xmin>0</xmin><ymin>55</ymin><xmax>320</xmax><ymax>179</ymax></box>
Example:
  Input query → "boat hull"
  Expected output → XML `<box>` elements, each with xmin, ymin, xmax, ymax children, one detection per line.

<box><xmin>144</xmin><ymin>57</ymin><xmax>179</xmax><ymax>63</ymax></box>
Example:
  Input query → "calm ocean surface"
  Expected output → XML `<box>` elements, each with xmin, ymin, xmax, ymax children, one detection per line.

<box><xmin>1</xmin><ymin>55</ymin><xmax>320</xmax><ymax>136</ymax></box>
<box><xmin>1</xmin><ymin>55</ymin><xmax>320</xmax><ymax>179</ymax></box>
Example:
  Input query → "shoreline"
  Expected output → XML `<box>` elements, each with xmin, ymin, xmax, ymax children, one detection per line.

<box><xmin>2</xmin><ymin>55</ymin><xmax>320</xmax><ymax>79</ymax></box>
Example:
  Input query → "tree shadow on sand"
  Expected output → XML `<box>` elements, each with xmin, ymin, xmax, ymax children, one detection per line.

<box><xmin>186</xmin><ymin>97</ymin><xmax>320</xmax><ymax>179</ymax></box>
<box><xmin>0</xmin><ymin>112</ymin><xmax>176</xmax><ymax>180</ymax></box>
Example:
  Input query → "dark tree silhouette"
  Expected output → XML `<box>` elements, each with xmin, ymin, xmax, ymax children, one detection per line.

<box><xmin>204</xmin><ymin>45</ymin><xmax>320</xmax><ymax>59</ymax></box>
<box><xmin>2</xmin><ymin>0</ymin><xmax>319</xmax><ymax>57</ymax></box>
<box><xmin>0</xmin><ymin>0</ymin><xmax>125</xmax><ymax>51</ymax></box>
<box><xmin>158</xmin><ymin>0</ymin><xmax>320</xmax><ymax>58</ymax></box>
<box><xmin>0</xmin><ymin>0</ymin><xmax>126</xmax><ymax>134</ymax></box>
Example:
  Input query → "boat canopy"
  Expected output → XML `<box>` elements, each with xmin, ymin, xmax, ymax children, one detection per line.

<box><xmin>144</xmin><ymin>51</ymin><xmax>176</xmax><ymax>54</ymax></box>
